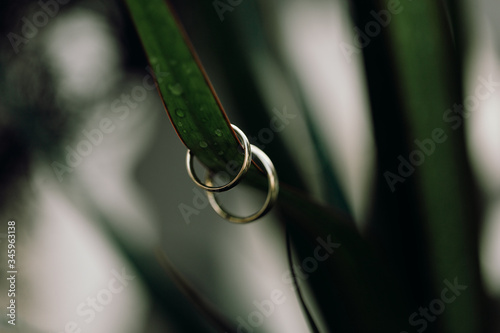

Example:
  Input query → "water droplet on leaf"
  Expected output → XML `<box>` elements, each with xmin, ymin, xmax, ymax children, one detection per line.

<box><xmin>214</xmin><ymin>129</ymin><xmax>222</xmax><ymax>137</ymax></box>
<box><xmin>168</xmin><ymin>83</ymin><xmax>183</xmax><ymax>96</ymax></box>
<box><xmin>175</xmin><ymin>109</ymin><xmax>185</xmax><ymax>117</ymax></box>
<box><xmin>182</xmin><ymin>63</ymin><xmax>193</xmax><ymax>74</ymax></box>
<box><xmin>199</xmin><ymin>141</ymin><xmax>208</xmax><ymax>148</ymax></box>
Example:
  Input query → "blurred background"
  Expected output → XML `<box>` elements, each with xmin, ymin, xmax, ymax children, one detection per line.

<box><xmin>0</xmin><ymin>0</ymin><xmax>499</xmax><ymax>332</ymax></box>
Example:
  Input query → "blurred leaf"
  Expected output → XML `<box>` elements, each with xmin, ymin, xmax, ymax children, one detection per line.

<box><xmin>351</xmin><ymin>0</ymin><xmax>488</xmax><ymax>332</ymax></box>
<box><xmin>349</xmin><ymin>0</ymin><xmax>437</xmax><ymax>324</ymax></box>
<box><xmin>156</xmin><ymin>248</ymin><xmax>237</xmax><ymax>333</ymax></box>
<box><xmin>385</xmin><ymin>2</ymin><xmax>486</xmax><ymax>331</ymax></box>
<box><xmin>75</xmin><ymin>188</ymin><xmax>220</xmax><ymax>332</ymax></box>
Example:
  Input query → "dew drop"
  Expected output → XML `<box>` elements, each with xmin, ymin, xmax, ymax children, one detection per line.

<box><xmin>178</xmin><ymin>121</ymin><xmax>183</xmax><ymax>127</ymax></box>
<box><xmin>217</xmin><ymin>151</ymin><xmax>224</xmax><ymax>156</ymax></box>
<box><xmin>183</xmin><ymin>63</ymin><xmax>193</xmax><ymax>75</ymax></box>
<box><xmin>182</xmin><ymin>130</ymin><xmax>187</xmax><ymax>134</ymax></box>
<box><xmin>199</xmin><ymin>141</ymin><xmax>208</xmax><ymax>148</ymax></box>
<box><xmin>168</xmin><ymin>83</ymin><xmax>183</xmax><ymax>96</ymax></box>
<box><xmin>214</xmin><ymin>129</ymin><xmax>222</xmax><ymax>137</ymax></box>
<box><xmin>175</xmin><ymin>109</ymin><xmax>185</xmax><ymax>117</ymax></box>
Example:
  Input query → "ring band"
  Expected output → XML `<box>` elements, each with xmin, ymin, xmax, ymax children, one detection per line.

<box><xmin>205</xmin><ymin>145</ymin><xmax>279</xmax><ymax>223</ymax></box>
<box><xmin>186</xmin><ymin>125</ymin><xmax>252</xmax><ymax>192</ymax></box>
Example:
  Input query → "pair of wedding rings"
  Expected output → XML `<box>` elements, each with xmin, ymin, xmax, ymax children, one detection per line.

<box><xmin>185</xmin><ymin>125</ymin><xmax>279</xmax><ymax>223</ymax></box>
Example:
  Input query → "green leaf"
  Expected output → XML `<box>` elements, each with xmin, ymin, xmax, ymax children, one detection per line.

<box><xmin>351</xmin><ymin>0</ymin><xmax>488</xmax><ymax>332</ymax></box>
<box><xmin>385</xmin><ymin>2</ymin><xmax>485</xmax><ymax>331</ymax></box>
<box><xmin>124</xmin><ymin>0</ymin><xmax>243</xmax><ymax>174</ymax></box>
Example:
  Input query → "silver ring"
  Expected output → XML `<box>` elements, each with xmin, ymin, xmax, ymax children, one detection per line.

<box><xmin>186</xmin><ymin>125</ymin><xmax>252</xmax><ymax>192</ymax></box>
<box><xmin>205</xmin><ymin>145</ymin><xmax>279</xmax><ymax>223</ymax></box>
